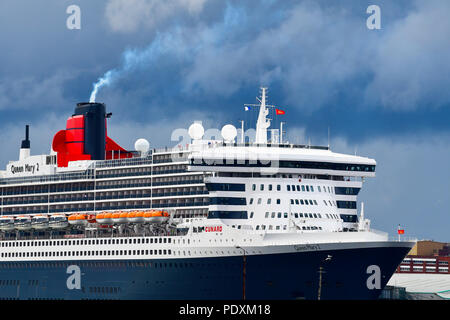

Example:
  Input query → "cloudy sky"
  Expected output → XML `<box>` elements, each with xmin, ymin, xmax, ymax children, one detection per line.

<box><xmin>0</xmin><ymin>0</ymin><xmax>448</xmax><ymax>241</ymax></box>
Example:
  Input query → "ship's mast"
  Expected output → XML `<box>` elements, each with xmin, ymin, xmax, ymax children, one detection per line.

<box><xmin>255</xmin><ymin>87</ymin><xmax>271</xmax><ymax>144</ymax></box>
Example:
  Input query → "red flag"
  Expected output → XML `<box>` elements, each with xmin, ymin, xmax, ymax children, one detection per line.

<box><xmin>275</xmin><ymin>108</ymin><xmax>285</xmax><ymax>115</ymax></box>
<box><xmin>397</xmin><ymin>225</ymin><xmax>405</xmax><ymax>234</ymax></box>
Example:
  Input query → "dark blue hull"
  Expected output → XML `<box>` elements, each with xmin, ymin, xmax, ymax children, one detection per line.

<box><xmin>0</xmin><ymin>245</ymin><xmax>410</xmax><ymax>300</ymax></box>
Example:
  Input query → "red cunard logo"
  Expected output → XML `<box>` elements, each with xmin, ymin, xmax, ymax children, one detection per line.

<box><xmin>205</xmin><ymin>226</ymin><xmax>222</xmax><ymax>233</ymax></box>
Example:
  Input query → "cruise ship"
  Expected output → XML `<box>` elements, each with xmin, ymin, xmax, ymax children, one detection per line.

<box><xmin>0</xmin><ymin>88</ymin><xmax>415</xmax><ymax>300</ymax></box>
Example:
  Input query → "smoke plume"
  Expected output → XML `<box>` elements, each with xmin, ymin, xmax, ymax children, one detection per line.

<box><xmin>88</xmin><ymin>32</ymin><xmax>184</xmax><ymax>103</ymax></box>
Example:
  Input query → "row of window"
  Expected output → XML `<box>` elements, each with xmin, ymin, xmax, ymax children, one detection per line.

<box><xmin>0</xmin><ymin>237</ymin><xmax>171</xmax><ymax>248</ymax></box>
<box><xmin>210</xmin><ymin>197</ymin><xmax>247</xmax><ymax>206</ymax></box>
<box><xmin>191</xmin><ymin>158</ymin><xmax>375</xmax><ymax>172</ymax></box>
<box><xmin>205</xmin><ymin>183</ymin><xmax>245</xmax><ymax>192</ymax></box>
<box><xmin>335</xmin><ymin>187</ymin><xmax>360</xmax><ymax>195</ymax></box>
<box><xmin>2</xmin><ymin>199</ymin><xmax>208</xmax><ymax>215</ymax></box>
<box><xmin>256</xmin><ymin>212</ymin><xmax>340</xmax><ymax>220</ymax></box>
<box><xmin>1</xmin><ymin>174</ymin><xmax>204</xmax><ymax>196</ymax></box>
<box><xmin>249</xmin><ymin>197</ymin><xmax>338</xmax><ymax>208</ymax></box>
<box><xmin>1</xmin><ymin>248</ymin><xmax>172</xmax><ymax>259</ymax></box>
<box><xmin>251</xmin><ymin>183</ymin><xmax>334</xmax><ymax>194</ymax></box>
<box><xmin>0</xmin><ymin>260</ymin><xmax>208</xmax><ymax>270</ymax></box>
<box><xmin>336</xmin><ymin>201</ymin><xmax>357</xmax><ymax>209</ymax></box>
<box><xmin>96</xmin><ymin>164</ymin><xmax>188</xmax><ymax>178</ymax></box>
<box><xmin>4</xmin><ymin>191</ymin><xmax>208</xmax><ymax>205</ymax></box>
<box><xmin>0</xmin><ymin>260</ymin><xmax>207</xmax><ymax>270</ymax></box>
<box><xmin>207</xmin><ymin>211</ymin><xmax>248</xmax><ymax>219</ymax></box>
<box><xmin>89</xmin><ymin>286</ymin><xmax>121</xmax><ymax>294</ymax></box>
<box><xmin>339</xmin><ymin>214</ymin><xmax>358</xmax><ymax>223</ymax></box>
<box><xmin>254</xmin><ymin>224</ymin><xmax>322</xmax><ymax>231</ymax></box>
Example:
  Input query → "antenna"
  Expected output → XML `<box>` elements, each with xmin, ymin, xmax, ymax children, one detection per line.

<box><xmin>239</xmin><ymin>120</ymin><xmax>244</xmax><ymax>144</ymax></box>
<box><xmin>327</xmin><ymin>126</ymin><xmax>330</xmax><ymax>149</ymax></box>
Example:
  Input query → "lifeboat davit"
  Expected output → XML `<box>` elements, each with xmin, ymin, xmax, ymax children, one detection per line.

<box><xmin>0</xmin><ymin>216</ymin><xmax>15</xmax><ymax>231</ymax></box>
<box><xmin>31</xmin><ymin>214</ymin><xmax>49</xmax><ymax>230</ymax></box>
<box><xmin>152</xmin><ymin>211</ymin><xmax>169</xmax><ymax>224</ymax></box>
<box><xmin>96</xmin><ymin>212</ymin><xmax>113</xmax><ymax>225</ymax></box>
<box><xmin>68</xmin><ymin>213</ymin><xmax>87</xmax><ymax>226</ymax></box>
<box><xmin>14</xmin><ymin>215</ymin><xmax>32</xmax><ymax>230</ymax></box>
<box><xmin>49</xmin><ymin>214</ymin><xmax>69</xmax><ymax>229</ymax></box>
<box><xmin>87</xmin><ymin>214</ymin><xmax>97</xmax><ymax>224</ymax></box>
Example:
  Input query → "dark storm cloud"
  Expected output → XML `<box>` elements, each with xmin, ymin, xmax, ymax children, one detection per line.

<box><xmin>91</xmin><ymin>0</ymin><xmax>450</xmax><ymax>118</ymax></box>
<box><xmin>1</xmin><ymin>1</ymin><xmax>449</xmax><ymax>118</ymax></box>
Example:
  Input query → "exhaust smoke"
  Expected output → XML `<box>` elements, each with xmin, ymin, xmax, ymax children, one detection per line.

<box><xmin>89</xmin><ymin>70</ymin><xmax>114</xmax><ymax>103</ymax></box>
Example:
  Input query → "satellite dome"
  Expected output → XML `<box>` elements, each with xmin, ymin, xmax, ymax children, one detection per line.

<box><xmin>221</xmin><ymin>124</ymin><xmax>237</xmax><ymax>142</ymax></box>
<box><xmin>188</xmin><ymin>122</ymin><xmax>204</xmax><ymax>140</ymax></box>
<box><xmin>134</xmin><ymin>138</ymin><xmax>150</xmax><ymax>155</ymax></box>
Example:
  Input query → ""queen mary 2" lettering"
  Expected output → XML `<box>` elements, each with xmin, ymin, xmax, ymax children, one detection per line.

<box><xmin>10</xmin><ymin>163</ymin><xmax>39</xmax><ymax>174</ymax></box>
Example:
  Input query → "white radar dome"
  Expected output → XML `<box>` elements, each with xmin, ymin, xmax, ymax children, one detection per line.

<box><xmin>134</xmin><ymin>138</ymin><xmax>150</xmax><ymax>154</ymax></box>
<box><xmin>221</xmin><ymin>124</ymin><xmax>237</xmax><ymax>142</ymax></box>
<box><xmin>188</xmin><ymin>122</ymin><xmax>204</xmax><ymax>140</ymax></box>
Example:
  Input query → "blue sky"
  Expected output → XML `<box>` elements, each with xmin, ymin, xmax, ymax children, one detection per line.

<box><xmin>0</xmin><ymin>0</ymin><xmax>449</xmax><ymax>241</ymax></box>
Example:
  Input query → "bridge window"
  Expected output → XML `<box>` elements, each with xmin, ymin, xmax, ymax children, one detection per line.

<box><xmin>335</xmin><ymin>187</ymin><xmax>360</xmax><ymax>195</ymax></box>
<box><xmin>207</xmin><ymin>211</ymin><xmax>248</xmax><ymax>219</ymax></box>
<box><xmin>337</xmin><ymin>201</ymin><xmax>357</xmax><ymax>209</ymax></box>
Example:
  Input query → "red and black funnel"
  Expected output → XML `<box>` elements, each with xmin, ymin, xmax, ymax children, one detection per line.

<box><xmin>53</xmin><ymin>102</ymin><xmax>131</xmax><ymax>167</ymax></box>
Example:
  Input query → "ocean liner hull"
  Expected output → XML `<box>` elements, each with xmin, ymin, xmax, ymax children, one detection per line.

<box><xmin>0</xmin><ymin>243</ymin><xmax>412</xmax><ymax>300</ymax></box>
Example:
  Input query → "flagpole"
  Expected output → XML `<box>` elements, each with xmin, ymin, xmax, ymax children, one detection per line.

<box><xmin>240</xmin><ymin>120</ymin><xmax>244</xmax><ymax>144</ymax></box>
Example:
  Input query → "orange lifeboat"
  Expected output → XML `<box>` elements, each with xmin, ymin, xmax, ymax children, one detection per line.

<box><xmin>76</xmin><ymin>214</ymin><xmax>88</xmax><ymax>225</ymax></box>
<box><xmin>144</xmin><ymin>210</ymin><xmax>155</xmax><ymax>223</ymax></box>
<box><xmin>126</xmin><ymin>211</ymin><xmax>136</xmax><ymax>223</ymax></box>
<box><xmin>96</xmin><ymin>212</ymin><xmax>112</xmax><ymax>225</ymax></box>
<box><xmin>68</xmin><ymin>214</ymin><xmax>77</xmax><ymax>224</ymax></box>
<box><xmin>103</xmin><ymin>212</ymin><xmax>113</xmax><ymax>224</ymax></box>
<box><xmin>68</xmin><ymin>213</ymin><xmax>87</xmax><ymax>226</ymax></box>
<box><xmin>126</xmin><ymin>211</ymin><xmax>144</xmax><ymax>224</ymax></box>
<box><xmin>134</xmin><ymin>211</ymin><xmax>145</xmax><ymax>224</ymax></box>
<box><xmin>111</xmin><ymin>212</ymin><xmax>121</xmax><ymax>224</ymax></box>
<box><xmin>119</xmin><ymin>211</ymin><xmax>129</xmax><ymax>224</ymax></box>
